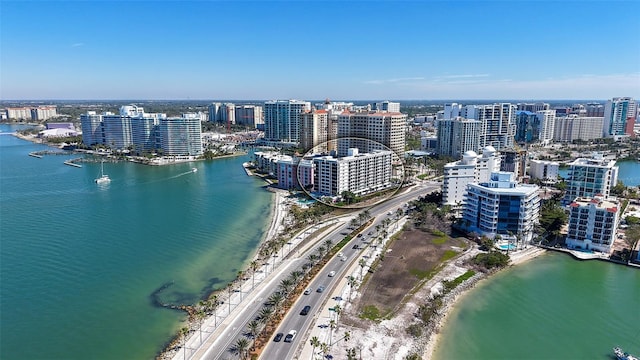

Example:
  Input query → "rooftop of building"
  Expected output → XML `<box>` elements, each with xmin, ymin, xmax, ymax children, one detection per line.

<box><xmin>569</xmin><ymin>154</ymin><xmax>617</xmax><ymax>168</ymax></box>
<box><xmin>570</xmin><ymin>196</ymin><xmax>619</xmax><ymax>212</ymax></box>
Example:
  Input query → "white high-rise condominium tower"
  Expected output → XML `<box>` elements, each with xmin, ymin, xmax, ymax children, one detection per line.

<box><xmin>475</xmin><ymin>103</ymin><xmax>517</xmax><ymax>150</ymax></box>
<box><xmin>372</xmin><ymin>101</ymin><xmax>400</xmax><ymax>113</ymax></box>
<box><xmin>300</xmin><ymin>109</ymin><xmax>330</xmax><ymax>153</ymax></box>
<box><xmin>563</xmin><ymin>153</ymin><xmax>618</xmax><ymax>205</ymax></box>
<box><xmin>436</xmin><ymin>117</ymin><xmax>481</xmax><ymax>158</ymax></box>
<box><xmin>337</xmin><ymin>112</ymin><xmax>406</xmax><ymax>157</ymax></box>
<box><xmin>263</xmin><ymin>100</ymin><xmax>311</xmax><ymax>143</ymax></box>
<box><xmin>536</xmin><ymin>110</ymin><xmax>556</xmax><ymax>145</ymax></box>
<box><xmin>158</xmin><ymin>117</ymin><xmax>203</xmax><ymax>156</ymax></box>
<box><xmin>602</xmin><ymin>97</ymin><xmax>636</xmax><ymax>139</ymax></box>
<box><xmin>463</xmin><ymin>171</ymin><xmax>540</xmax><ymax>244</ymax></box>
<box><xmin>80</xmin><ymin>111</ymin><xmax>106</xmax><ymax>146</ymax></box>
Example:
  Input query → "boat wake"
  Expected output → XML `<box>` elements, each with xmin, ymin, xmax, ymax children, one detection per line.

<box><xmin>167</xmin><ymin>169</ymin><xmax>198</xmax><ymax>180</ymax></box>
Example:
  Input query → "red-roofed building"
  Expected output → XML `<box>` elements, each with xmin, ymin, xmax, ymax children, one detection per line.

<box><xmin>566</xmin><ymin>196</ymin><xmax>620</xmax><ymax>253</ymax></box>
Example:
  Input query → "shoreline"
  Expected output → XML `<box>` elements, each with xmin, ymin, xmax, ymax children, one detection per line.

<box><xmin>423</xmin><ymin>246</ymin><xmax>547</xmax><ymax>359</ymax></box>
<box><xmin>156</xmin><ymin>184</ymin><xmax>291</xmax><ymax>359</ymax></box>
<box><xmin>12</xmin><ymin>131</ymin><xmax>247</xmax><ymax>166</ymax></box>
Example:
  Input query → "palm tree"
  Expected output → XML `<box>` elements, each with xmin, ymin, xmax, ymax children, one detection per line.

<box><xmin>329</xmin><ymin>319</ymin><xmax>337</xmax><ymax>345</ymax></box>
<box><xmin>317</xmin><ymin>245</ymin><xmax>326</xmax><ymax>259</ymax></box>
<box><xmin>197</xmin><ymin>310</ymin><xmax>205</xmax><ymax>345</ymax></box>
<box><xmin>258</xmin><ymin>305</ymin><xmax>273</xmax><ymax>324</ymax></box>
<box><xmin>236</xmin><ymin>270</ymin><xmax>244</xmax><ymax>301</ymax></box>
<box><xmin>320</xmin><ymin>342</ymin><xmax>330</xmax><ymax>359</ymax></box>
<box><xmin>358</xmin><ymin>258</ymin><xmax>366</xmax><ymax>280</ymax></box>
<box><xmin>179</xmin><ymin>327</ymin><xmax>189</xmax><ymax>360</ymax></box>
<box><xmin>227</xmin><ymin>282</ymin><xmax>233</xmax><ymax>314</ymax></box>
<box><xmin>279</xmin><ymin>278</ymin><xmax>294</xmax><ymax>296</ymax></box>
<box><xmin>324</xmin><ymin>239</ymin><xmax>333</xmax><ymax>253</ymax></box>
<box><xmin>347</xmin><ymin>276</ymin><xmax>358</xmax><ymax>300</ymax></box>
<box><xmin>247</xmin><ymin>320</ymin><xmax>261</xmax><ymax>340</ymax></box>
<box><xmin>288</xmin><ymin>270</ymin><xmax>303</xmax><ymax>286</ymax></box>
<box><xmin>249</xmin><ymin>260</ymin><xmax>260</xmax><ymax>289</ymax></box>
<box><xmin>268</xmin><ymin>292</ymin><xmax>284</xmax><ymax>311</ymax></box>
<box><xmin>310</xmin><ymin>336</ymin><xmax>320</xmax><ymax>360</ymax></box>
<box><xmin>208</xmin><ymin>296</ymin><xmax>219</xmax><ymax>327</ymax></box>
<box><xmin>333</xmin><ymin>304</ymin><xmax>342</xmax><ymax>320</ymax></box>
<box><xmin>343</xmin><ymin>330</ymin><xmax>351</xmax><ymax>343</ymax></box>
<box><xmin>230</xmin><ymin>337</ymin><xmax>250</xmax><ymax>359</ymax></box>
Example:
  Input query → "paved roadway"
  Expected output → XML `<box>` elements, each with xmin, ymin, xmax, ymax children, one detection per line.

<box><xmin>191</xmin><ymin>182</ymin><xmax>440</xmax><ymax>360</ymax></box>
<box><xmin>259</xmin><ymin>183</ymin><xmax>441</xmax><ymax>360</ymax></box>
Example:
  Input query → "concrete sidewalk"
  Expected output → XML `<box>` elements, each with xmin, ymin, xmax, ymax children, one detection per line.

<box><xmin>174</xmin><ymin>216</ymin><xmax>353</xmax><ymax>360</ymax></box>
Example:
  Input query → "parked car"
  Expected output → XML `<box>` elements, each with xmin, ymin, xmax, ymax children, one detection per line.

<box><xmin>317</xmin><ymin>285</ymin><xmax>325</xmax><ymax>293</ymax></box>
<box><xmin>284</xmin><ymin>330</ymin><xmax>297</xmax><ymax>342</ymax></box>
<box><xmin>300</xmin><ymin>305</ymin><xmax>311</xmax><ymax>315</ymax></box>
<box><xmin>273</xmin><ymin>332</ymin><xmax>283</xmax><ymax>342</ymax></box>
<box><xmin>328</xmin><ymin>271</ymin><xmax>336</xmax><ymax>277</ymax></box>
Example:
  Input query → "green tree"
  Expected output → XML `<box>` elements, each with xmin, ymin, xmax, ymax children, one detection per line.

<box><xmin>624</xmin><ymin>224</ymin><xmax>640</xmax><ymax>262</ymax></box>
<box><xmin>538</xmin><ymin>200</ymin><xmax>568</xmax><ymax>243</ymax></box>
<box><xmin>611</xmin><ymin>180</ymin><xmax>626</xmax><ymax>196</ymax></box>
<box><xmin>310</xmin><ymin>336</ymin><xmax>320</xmax><ymax>360</ymax></box>
<box><xmin>231</xmin><ymin>337</ymin><xmax>250</xmax><ymax>359</ymax></box>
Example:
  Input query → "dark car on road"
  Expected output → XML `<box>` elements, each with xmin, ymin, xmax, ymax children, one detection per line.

<box><xmin>300</xmin><ymin>305</ymin><xmax>311</xmax><ymax>315</ymax></box>
<box><xmin>273</xmin><ymin>332</ymin><xmax>283</xmax><ymax>342</ymax></box>
<box><xmin>317</xmin><ymin>285</ymin><xmax>325</xmax><ymax>293</ymax></box>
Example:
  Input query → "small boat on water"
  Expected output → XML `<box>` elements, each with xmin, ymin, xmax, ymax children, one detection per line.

<box><xmin>95</xmin><ymin>161</ymin><xmax>111</xmax><ymax>184</ymax></box>
<box><xmin>614</xmin><ymin>347</ymin><xmax>639</xmax><ymax>360</ymax></box>
<box><xmin>192</xmin><ymin>167</ymin><xmax>198</xmax><ymax>173</ymax></box>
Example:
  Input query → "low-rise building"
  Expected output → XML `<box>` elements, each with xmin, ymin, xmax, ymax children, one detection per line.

<box><xmin>529</xmin><ymin>159</ymin><xmax>559</xmax><ymax>182</ymax></box>
<box><xmin>566</xmin><ymin>196</ymin><xmax>619</xmax><ymax>253</ymax></box>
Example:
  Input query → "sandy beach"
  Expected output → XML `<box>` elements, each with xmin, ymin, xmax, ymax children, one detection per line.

<box><xmin>324</xmin><ymin>243</ymin><xmax>548</xmax><ymax>360</ymax></box>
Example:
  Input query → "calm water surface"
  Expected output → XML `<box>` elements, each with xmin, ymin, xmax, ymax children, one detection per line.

<box><xmin>433</xmin><ymin>252</ymin><xmax>640</xmax><ymax>360</ymax></box>
<box><xmin>0</xmin><ymin>124</ymin><xmax>273</xmax><ymax>359</ymax></box>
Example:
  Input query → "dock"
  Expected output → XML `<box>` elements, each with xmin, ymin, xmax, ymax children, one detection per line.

<box><xmin>242</xmin><ymin>162</ymin><xmax>253</xmax><ymax>176</ymax></box>
<box><xmin>28</xmin><ymin>152</ymin><xmax>43</xmax><ymax>158</ymax></box>
<box><xmin>63</xmin><ymin>160</ymin><xmax>82</xmax><ymax>168</ymax></box>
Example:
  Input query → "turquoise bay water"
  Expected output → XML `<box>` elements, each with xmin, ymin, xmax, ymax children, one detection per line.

<box><xmin>0</xmin><ymin>124</ymin><xmax>273</xmax><ymax>359</ymax></box>
<box><xmin>559</xmin><ymin>160</ymin><xmax>640</xmax><ymax>186</ymax></box>
<box><xmin>433</xmin><ymin>252</ymin><xmax>640</xmax><ymax>360</ymax></box>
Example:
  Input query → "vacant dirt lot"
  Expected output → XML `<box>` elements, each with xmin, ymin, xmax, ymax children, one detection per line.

<box><xmin>352</xmin><ymin>228</ymin><xmax>467</xmax><ymax>319</ymax></box>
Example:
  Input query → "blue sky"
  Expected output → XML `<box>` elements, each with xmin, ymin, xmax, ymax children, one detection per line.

<box><xmin>2</xmin><ymin>1</ymin><xmax>639</xmax><ymax>100</ymax></box>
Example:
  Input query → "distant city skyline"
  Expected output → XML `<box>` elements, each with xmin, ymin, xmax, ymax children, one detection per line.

<box><xmin>1</xmin><ymin>1</ymin><xmax>639</xmax><ymax>100</ymax></box>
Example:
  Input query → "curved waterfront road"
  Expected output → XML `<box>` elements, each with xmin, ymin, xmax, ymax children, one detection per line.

<box><xmin>179</xmin><ymin>182</ymin><xmax>441</xmax><ymax>360</ymax></box>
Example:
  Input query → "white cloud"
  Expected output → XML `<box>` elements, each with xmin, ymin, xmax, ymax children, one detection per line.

<box><xmin>436</xmin><ymin>74</ymin><xmax>490</xmax><ymax>79</ymax></box>
<box><xmin>364</xmin><ymin>77</ymin><xmax>425</xmax><ymax>85</ymax></box>
<box><xmin>398</xmin><ymin>73</ymin><xmax>640</xmax><ymax>99</ymax></box>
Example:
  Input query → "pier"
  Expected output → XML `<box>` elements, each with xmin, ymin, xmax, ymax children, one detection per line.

<box><xmin>28</xmin><ymin>152</ymin><xmax>43</xmax><ymax>158</ymax></box>
<box><xmin>63</xmin><ymin>159</ymin><xmax>83</xmax><ymax>168</ymax></box>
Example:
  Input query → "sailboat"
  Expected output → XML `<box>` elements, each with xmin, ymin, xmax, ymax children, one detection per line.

<box><xmin>95</xmin><ymin>160</ymin><xmax>111</xmax><ymax>184</ymax></box>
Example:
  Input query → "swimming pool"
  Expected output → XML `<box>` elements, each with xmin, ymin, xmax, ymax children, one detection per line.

<box><xmin>497</xmin><ymin>243</ymin><xmax>517</xmax><ymax>250</ymax></box>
